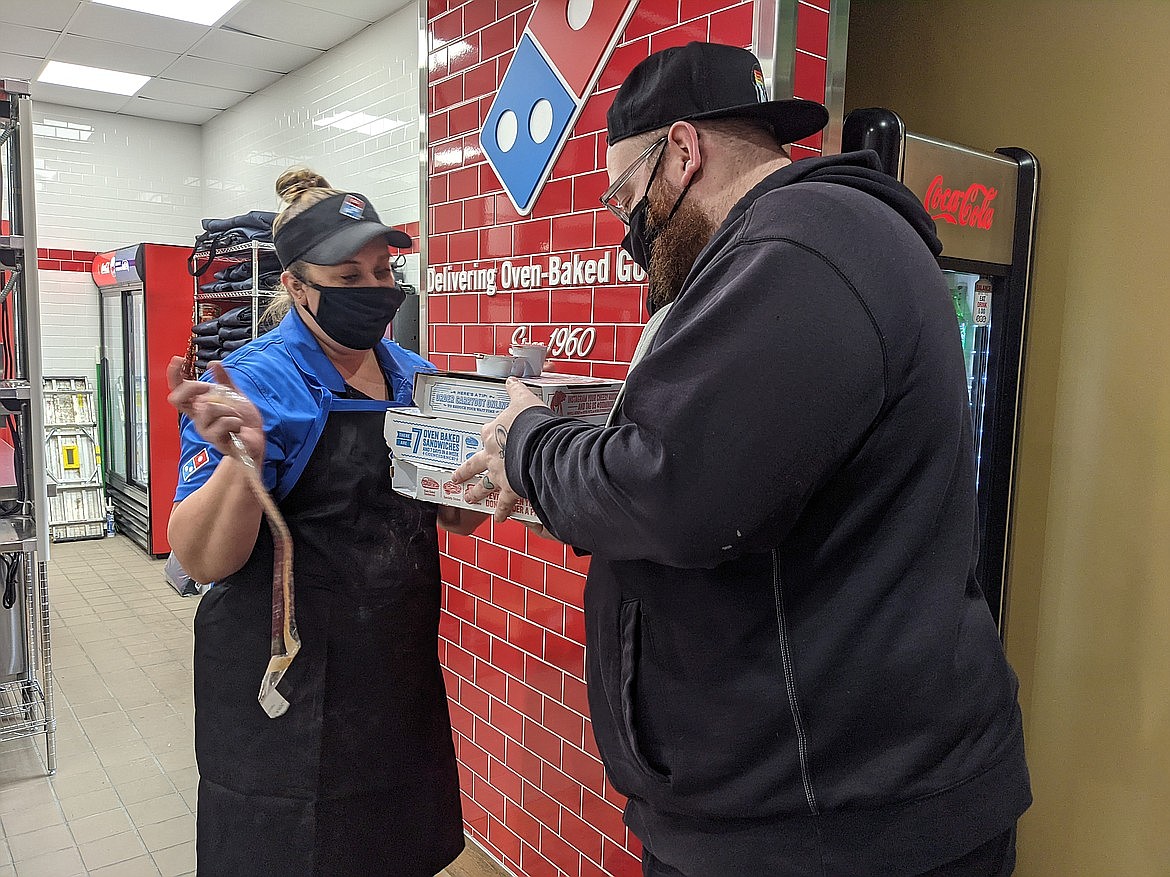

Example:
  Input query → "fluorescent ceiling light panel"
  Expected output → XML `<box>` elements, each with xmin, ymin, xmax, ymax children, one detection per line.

<box><xmin>91</xmin><ymin>0</ymin><xmax>244</xmax><ymax>26</ymax></box>
<box><xmin>38</xmin><ymin>61</ymin><xmax>149</xmax><ymax>96</ymax></box>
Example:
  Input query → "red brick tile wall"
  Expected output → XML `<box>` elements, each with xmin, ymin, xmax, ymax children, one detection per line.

<box><xmin>426</xmin><ymin>2</ymin><xmax>833</xmax><ymax>874</ymax></box>
<box><xmin>37</xmin><ymin>248</ymin><xmax>99</xmax><ymax>273</ymax></box>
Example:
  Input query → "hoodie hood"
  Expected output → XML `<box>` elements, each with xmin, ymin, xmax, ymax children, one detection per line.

<box><xmin>730</xmin><ymin>150</ymin><xmax>943</xmax><ymax>256</ymax></box>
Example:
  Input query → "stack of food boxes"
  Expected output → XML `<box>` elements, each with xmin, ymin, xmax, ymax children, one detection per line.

<box><xmin>385</xmin><ymin>370</ymin><xmax>623</xmax><ymax>524</ymax></box>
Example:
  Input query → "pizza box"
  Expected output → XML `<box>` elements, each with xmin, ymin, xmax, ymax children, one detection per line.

<box><xmin>413</xmin><ymin>370</ymin><xmax>621</xmax><ymax>425</ymax></box>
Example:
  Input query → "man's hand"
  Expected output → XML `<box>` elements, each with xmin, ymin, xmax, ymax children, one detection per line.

<box><xmin>453</xmin><ymin>378</ymin><xmax>544</xmax><ymax>523</ymax></box>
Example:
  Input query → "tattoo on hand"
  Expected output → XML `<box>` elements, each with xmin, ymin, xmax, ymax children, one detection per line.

<box><xmin>495</xmin><ymin>425</ymin><xmax>508</xmax><ymax>457</ymax></box>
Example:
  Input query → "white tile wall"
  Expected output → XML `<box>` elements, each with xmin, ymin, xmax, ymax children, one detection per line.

<box><xmin>200</xmin><ymin>3</ymin><xmax>421</xmax><ymax>282</ymax></box>
<box><xmin>30</xmin><ymin>104</ymin><xmax>204</xmax><ymax>251</ymax></box>
<box><xmin>38</xmin><ymin>271</ymin><xmax>102</xmax><ymax>379</ymax></box>
<box><xmin>13</xmin><ymin>2</ymin><xmax>422</xmax><ymax>372</ymax></box>
<box><xmin>21</xmin><ymin>105</ymin><xmax>202</xmax><ymax>380</ymax></box>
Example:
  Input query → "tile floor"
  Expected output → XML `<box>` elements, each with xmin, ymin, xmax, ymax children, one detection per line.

<box><xmin>0</xmin><ymin>536</ymin><xmax>498</xmax><ymax>877</ymax></box>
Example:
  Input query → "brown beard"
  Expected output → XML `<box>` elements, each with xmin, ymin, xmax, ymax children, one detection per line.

<box><xmin>646</xmin><ymin>180</ymin><xmax>718</xmax><ymax>311</ymax></box>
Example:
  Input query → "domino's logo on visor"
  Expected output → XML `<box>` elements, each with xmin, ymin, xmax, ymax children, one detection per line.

<box><xmin>339</xmin><ymin>194</ymin><xmax>365</xmax><ymax>220</ymax></box>
<box><xmin>481</xmin><ymin>0</ymin><xmax>639</xmax><ymax>216</ymax></box>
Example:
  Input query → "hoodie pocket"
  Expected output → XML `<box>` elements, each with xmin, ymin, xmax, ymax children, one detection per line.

<box><xmin>619</xmin><ymin>600</ymin><xmax>671</xmax><ymax>784</ymax></box>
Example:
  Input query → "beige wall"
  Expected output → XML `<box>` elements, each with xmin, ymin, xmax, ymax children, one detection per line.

<box><xmin>844</xmin><ymin>2</ymin><xmax>1170</xmax><ymax>874</ymax></box>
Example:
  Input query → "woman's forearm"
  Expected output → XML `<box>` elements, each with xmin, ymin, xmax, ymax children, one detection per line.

<box><xmin>168</xmin><ymin>458</ymin><xmax>264</xmax><ymax>583</ymax></box>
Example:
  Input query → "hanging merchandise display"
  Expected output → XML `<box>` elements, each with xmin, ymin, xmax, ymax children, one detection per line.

<box><xmin>188</xmin><ymin>238</ymin><xmax>279</xmax><ymax>374</ymax></box>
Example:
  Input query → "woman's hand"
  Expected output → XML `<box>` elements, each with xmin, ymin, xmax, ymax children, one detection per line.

<box><xmin>167</xmin><ymin>357</ymin><xmax>266</xmax><ymax>462</ymax></box>
<box><xmin>436</xmin><ymin>506</ymin><xmax>490</xmax><ymax>537</ymax></box>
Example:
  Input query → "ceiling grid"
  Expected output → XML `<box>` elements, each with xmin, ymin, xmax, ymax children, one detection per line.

<box><xmin>0</xmin><ymin>0</ymin><xmax>413</xmax><ymax>124</ymax></box>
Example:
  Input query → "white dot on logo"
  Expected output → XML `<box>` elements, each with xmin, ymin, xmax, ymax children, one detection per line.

<box><xmin>529</xmin><ymin>99</ymin><xmax>554</xmax><ymax>144</ymax></box>
<box><xmin>566</xmin><ymin>0</ymin><xmax>593</xmax><ymax>30</ymax></box>
<box><xmin>496</xmin><ymin>110</ymin><xmax>518</xmax><ymax>152</ymax></box>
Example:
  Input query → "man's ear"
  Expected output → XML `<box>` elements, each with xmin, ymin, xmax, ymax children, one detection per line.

<box><xmin>667</xmin><ymin>120</ymin><xmax>702</xmax><ymax>188</ymax></box>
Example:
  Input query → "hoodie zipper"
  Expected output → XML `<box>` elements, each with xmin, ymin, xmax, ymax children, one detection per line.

<box><xmin>772</xmin><ymin>549</ymin><xmax>819</xmax><ymax>815</ymax></box>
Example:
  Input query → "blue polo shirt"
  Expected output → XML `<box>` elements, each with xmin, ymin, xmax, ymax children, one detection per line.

<box><xmin>175</xmin><ymin>310</ymin><xmax>431</xmax><ymax>503</ymax></box>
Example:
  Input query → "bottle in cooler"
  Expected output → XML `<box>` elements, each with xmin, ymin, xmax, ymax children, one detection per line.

<box><xmin>950</xmin><ymin>275</ymin><xmax>975</xmax><ymax>389</ymax></box>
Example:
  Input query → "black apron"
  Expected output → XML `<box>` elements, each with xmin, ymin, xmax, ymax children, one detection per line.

<box><xmin>193</xmin><ymin>396</ymin><xmax>463</xmax><ymax>877</ymax></box>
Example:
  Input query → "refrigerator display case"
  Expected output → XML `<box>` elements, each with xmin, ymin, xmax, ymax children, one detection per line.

<box><xmin>95</xmin><ymin>243</ymin><xmax>192</xmax><ymax>556</ymax></box>
<box><xmin>843</xmin><ymin>108</ymin><xmax>1039</xmax><ymax>635</ymax></box>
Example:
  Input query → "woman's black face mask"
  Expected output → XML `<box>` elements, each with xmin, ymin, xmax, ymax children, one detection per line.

<box><xmin>296</xmin><ymin>276</ymin><xmax>405</xmax><ymax>350</ymax></box>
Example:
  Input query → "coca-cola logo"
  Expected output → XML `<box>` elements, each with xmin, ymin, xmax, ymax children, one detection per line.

<box><xmin>91</xmin><ymin>249</ymin><xmax>137</xmax><ymax>286</ymax></box>
<box><xmin>92</xmin><ymin>253</ymin><xmax>116</xmax><ymax>286</ymax></box>
<box><xmin>421</xmin><ymin>477</ymin><xmax>440</xmax><ymax>490</ymax></box>
<box><xmin>924</xmin><ymin>175</ymin><xmax>997</xmax><ymax>230</ymax></box>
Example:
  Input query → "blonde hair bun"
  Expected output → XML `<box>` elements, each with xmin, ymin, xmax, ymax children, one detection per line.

<box><xmin>275</xmin><ymin>167</ymin><xmax>332</xmax><ymax>208</ymax></box>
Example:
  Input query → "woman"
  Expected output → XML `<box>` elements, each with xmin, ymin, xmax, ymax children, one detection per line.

<box><xmin>167</xmin><ymin>168</ymin><xmax>484</xmax><ymax>877</ymax></box>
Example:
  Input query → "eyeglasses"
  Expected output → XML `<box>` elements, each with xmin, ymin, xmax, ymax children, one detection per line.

<box><xmin>600</xmin><ymin>136</ymin><xmax>667</xmax><ymax>224</ymax></box>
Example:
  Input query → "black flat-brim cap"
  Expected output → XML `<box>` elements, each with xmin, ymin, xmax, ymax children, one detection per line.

<box><xmin>607</xmin><ymin>42</ymin><xmax>829</xmax><ymax>146</ymax></box>
<box><xmin>274</xmin><ymin>192</ymin><xmax>412</xmax><ymax>268</ymax></box>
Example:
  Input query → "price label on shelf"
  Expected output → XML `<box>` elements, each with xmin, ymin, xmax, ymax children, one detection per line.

<box><xmin>973</xmin><ymin>280</ymin><xmax>993</xmax><ymax>327</ymax></box>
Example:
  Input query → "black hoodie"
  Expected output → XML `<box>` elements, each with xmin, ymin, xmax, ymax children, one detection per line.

<box><xmin>506</xmin><ymin>151</ymin><xmax>1030</xmax><ymax>876</ymax></box>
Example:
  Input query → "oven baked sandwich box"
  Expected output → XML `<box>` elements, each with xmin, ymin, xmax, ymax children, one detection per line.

<box><xmin>385</xmin><ymin>369</ymin><xmax>623</xmax><ymax>521</ymax></box>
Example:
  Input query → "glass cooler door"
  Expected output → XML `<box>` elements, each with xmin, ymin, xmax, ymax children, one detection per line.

<box><xmin>101</xmin><ymin>291</ymin><xmax>128</xmax><ymax>482</ymax></box>
<box><xmin>127</xmin><ymin>289</ymin><xmax>149</xmax><ymax>488</ymax></box>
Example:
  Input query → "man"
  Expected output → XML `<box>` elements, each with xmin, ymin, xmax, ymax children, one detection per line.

<box><xmin>454</xmin><ymin>42</ymin><xmax>1030</xmax><ymax>877</ymax></box>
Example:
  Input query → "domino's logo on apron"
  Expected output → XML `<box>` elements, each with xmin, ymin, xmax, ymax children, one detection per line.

<box><xmin>480</xmin><ymin>0</ymin><xmax>640</xmax><ymax>216</ymax></box>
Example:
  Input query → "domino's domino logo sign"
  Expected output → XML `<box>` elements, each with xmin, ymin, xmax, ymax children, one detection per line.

<box><xmin>482</xmin><ymin>0</ymin><xmax>640</xmax><ymax>216</ymax></box>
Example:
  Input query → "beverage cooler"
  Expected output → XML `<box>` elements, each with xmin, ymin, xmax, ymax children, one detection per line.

<box><xmin>842</xmin><ymin>109</ymin><xmax>1043</xmax><ymax>636</ymax></box>
<box><xmin>94</xmin><ymin>243</ymin><xmax>192</xmax><ymax>556</ymax></box>
<box><xmin>843</xmin><ymin>109</ymin><xmax>1039</xmax><ymax>635</ymax></box>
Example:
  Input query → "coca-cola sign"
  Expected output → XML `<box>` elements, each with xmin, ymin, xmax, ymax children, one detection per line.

<box><xmin>902</xmin><ymin>133</ymin><xmax>1018</xmax><ymax>265</ymax></box>
<box><xmin>91</xmin><ymin>245</ymin><xmax>142</xmax><ymax>287</ymax></box>
<box><xmin>923</xmin><ymin>176</ymin><xmax>997</xmax><ymax>230</ymax></box>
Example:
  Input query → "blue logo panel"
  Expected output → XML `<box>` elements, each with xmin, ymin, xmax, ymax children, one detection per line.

<box><xmin>481</xmin><ymin>34</ymin><xmax>577</xmax><ymax>215</ymax></box>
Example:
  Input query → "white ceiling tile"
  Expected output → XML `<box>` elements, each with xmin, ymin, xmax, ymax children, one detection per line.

<box><xmin>0</xmin><ymin>52</ymin><xmax>43</xmax><ymax>80</ymax></box>
<box><xmin>161</xmin><ymin>56</ymin><xmax>282</xmax><ymax>92</ymax></box>
<box><xmin>224</xmin><ymin>0</ymin><xmax>366</xmax><ymax>51</ymax></box>
<box><xmin>51</xmin><ymin>34</ymin><xmax>180</xmax><ymax>76</ymax></box>
<box><xmin>120</xmin><ymin>97</ymin><xmax>219</xmax><ymax>125</ymax></box>
<box><xmin>284</xmin><ymin>0</ymin><xmax>411</xmax><ymax>24</ymax></box>
<box><xmin>0</xmin><ymin>0</ymin><xmax>81</xmax><ymax>30</ymax></box>
<box><xmin>29</xmin><ymin>80</ymin><xmax>132</xmax><ymax>112</ymax></box>
<box><xmin>2</xmin><ymin>0</ymin><xmax>416</xmax><ymax>126</ymax></box>
<box><xmin>3</xmin><ymin>25</ymin><xmax>61</xmax><ymax>58</ymax></box>
<box><xmin>68</xmin><ymin>4</ymin><xmax>208</xmax><ymax>55</ymax></box>
<box><xmin>189</xmin><ymin>28</ymin><xmax>321</xmax><ymax>73</ymax></box>
<box><xmin>137</xmin><ymin>77</ymin><xmax>247</xmax><ymax>109</ymax></box>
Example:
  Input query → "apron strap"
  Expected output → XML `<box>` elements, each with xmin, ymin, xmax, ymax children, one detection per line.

<box><xmin>606</xmin><ymin>301</ymin><xmax>675</xmax><ymax>427</ymax></box>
